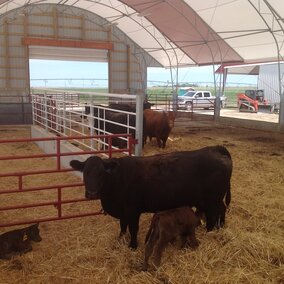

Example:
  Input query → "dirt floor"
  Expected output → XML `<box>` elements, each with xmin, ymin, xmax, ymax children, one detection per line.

<box><xmin>0</xmin><ymin>120</ymin><xmax>283</xmax><ymax>284</ymax></box>
<box><xmin>182</xmin><ymin>108</ymin><xmax>279</xmax><ymax>123</ymax></box>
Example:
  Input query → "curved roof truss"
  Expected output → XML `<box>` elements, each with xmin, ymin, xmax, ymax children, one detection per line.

<box><xmin>0</xmin><ymin>0</ymin><xmax>283</xmax><ymax>68</ymax></box>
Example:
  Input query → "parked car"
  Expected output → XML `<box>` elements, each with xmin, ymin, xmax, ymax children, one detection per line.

<box><xmin>177</xmin><ymin>90</ymin><xmax>226</xmax><ymax>110</ymax></box>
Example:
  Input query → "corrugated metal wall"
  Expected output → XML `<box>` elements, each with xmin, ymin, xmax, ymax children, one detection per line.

<box><xmin>258</xmin><ymin>64</ymin><xmax>284</xmax><ymax>104</ymax></box>
<box><xmin>0</xmin><ymin>4</ymin><xmax>158</xmax><ymax>124</ymax></box>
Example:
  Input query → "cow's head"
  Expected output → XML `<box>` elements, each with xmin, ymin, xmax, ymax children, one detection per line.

<box><xmin>70</xmin><ymin>156</ymin><xmax>119</xmax><ymax>200</ymax></box>
<box><xmin>26</xmin><ymin>223</ymin><xmax>42</xmax><ymax>242</ymax></box>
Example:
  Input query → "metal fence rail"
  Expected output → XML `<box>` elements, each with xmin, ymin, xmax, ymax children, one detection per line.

<box><xmin>0</xmin><ymin>134</ymin><xmax>135</xmax><ymax>228</ymax></box>
<box><xmin>31</xmin><ymin>89</ymin><xmax>144</xmax><ymax>156</ymax></box>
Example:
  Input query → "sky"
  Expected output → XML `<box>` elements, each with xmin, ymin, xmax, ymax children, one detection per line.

<box><xmin>29</xmin><ymin>59</ymin><xmax>257</xmax><ymax>89</ymax></box>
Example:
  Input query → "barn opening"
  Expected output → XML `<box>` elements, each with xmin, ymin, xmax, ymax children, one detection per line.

<box><xmin>29</xmin><ymin>45</ymin><xmax>109</xmax><ymax>90</ymax></box>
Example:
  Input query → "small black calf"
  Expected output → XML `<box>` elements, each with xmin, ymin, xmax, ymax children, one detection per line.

<box><xmin>0</xmin><ymin>223</ymin><xmax>42</xmax><ymax>259</ymax></box>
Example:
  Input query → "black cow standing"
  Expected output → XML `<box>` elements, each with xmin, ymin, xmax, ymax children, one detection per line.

<box><xmin>70</xmin><ymin>145</ymin><xmax>232</xmax><ymax>248</ymax></box>
<box><xmin>82</xmin><ymin>102</ymin><xmax>153</xmax><ymax>149</ymax></box>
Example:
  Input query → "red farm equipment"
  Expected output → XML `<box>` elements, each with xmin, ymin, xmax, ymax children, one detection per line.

<box><xmin>237</xmin><ymin>89</ymin><xmax>275</xmax><ymax>113</ymax></box>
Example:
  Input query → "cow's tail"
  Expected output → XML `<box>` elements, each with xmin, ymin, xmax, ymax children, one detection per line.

<box><xmin>145</xmin><ymin>214</ymin><xmax>159</xmax><ymax>245</ymax></box>
<box><xmin>70</xmin><ymin>160</ymin><xmax>86</xmax><ymax>172</ymax></box>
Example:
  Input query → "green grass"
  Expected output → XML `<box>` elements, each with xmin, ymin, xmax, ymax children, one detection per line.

<box><xmin>147</xmin><ymin>86</ymin><xmax>250</xmax><ymax>107</ymax></box>
<box><xmin>32</xmin><ymin>86</ymin><xmax>252</xmax><ymax>107</ymax></box>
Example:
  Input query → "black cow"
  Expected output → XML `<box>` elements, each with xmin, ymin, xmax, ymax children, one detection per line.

<box><xmin>83</xmin><ymin>101</ymin><xmax>154</xmax><ymax>116</ymax></box>
<box><xmin>81</xmin><ymin>106</ymin><xmax>136</xmax><ymax>148</ymax></box>
<box><xmin>0</xmin><ymin>223</ymin><xmax>42</xmax><ymax>259</ymax></box>
<box><xmin>109</xmin><ymin>102</ymin><xmax>154</xmax><ymax>112</ymax></box>
<box><xmin>81</xmin><ymin>102</ymin><xmax>152</xmax><ymax>149</ymax></box>
<box><xmin>70</xmin><ymin>145</ymin><xmax>232</xmax><ymax>248</ymax></box>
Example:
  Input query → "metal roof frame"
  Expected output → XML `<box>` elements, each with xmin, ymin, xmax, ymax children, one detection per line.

<box><xmin>0</xmin><ymin>0</ymin><xmax>283</xmax><ymax>68</ymax></box>
<box><xmin>0</xmin><ymin>0</ymin><xmax>283</xmax><ymax>130</ymax></box>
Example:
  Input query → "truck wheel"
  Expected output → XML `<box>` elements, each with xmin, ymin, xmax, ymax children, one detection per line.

<box><xmin>186</xmin><ymin>102</ymin><xmax>193</xmax><ymax>111</ymax></box>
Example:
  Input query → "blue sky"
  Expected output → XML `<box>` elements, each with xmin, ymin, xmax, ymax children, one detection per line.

<box><xmin>29</xmin><ymin>59</ymin><xmax>257</xmax><ymax>88</ymax></box>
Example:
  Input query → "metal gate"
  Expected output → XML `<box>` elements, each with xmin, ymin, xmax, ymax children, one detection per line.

<box><xmin>0</xmin><ymin>133</ymin><xmax>135</xmax><ymax>228</ymax></box>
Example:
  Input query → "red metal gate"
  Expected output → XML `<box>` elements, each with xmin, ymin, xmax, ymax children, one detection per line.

<box><xmin>0</xmin><ymin>133</ymin><xmax>135</xmax><ymax>227</ymax></box>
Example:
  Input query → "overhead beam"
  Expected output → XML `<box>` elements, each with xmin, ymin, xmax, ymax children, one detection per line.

<box><xmin>22</xmin><ymin>37</ymin><xmax>113</xmax><ymax>50</ymax></box>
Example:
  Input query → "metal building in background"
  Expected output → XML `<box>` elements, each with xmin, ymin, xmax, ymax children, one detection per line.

<box><xmin>258</xmin><ymin>64</ymin><xmax>284</xmax><ymax>104</ymax></box>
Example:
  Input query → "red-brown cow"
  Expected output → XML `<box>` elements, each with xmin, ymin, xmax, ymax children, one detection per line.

<box><xmin>143</xmin><ymin>207</ymin><xmax>201</xmax><ymax>270</ymax></box>
<box><xmin>143</xmin><ymin>109</ymin><xmax>172</xmax><ymax>148</ymax></box>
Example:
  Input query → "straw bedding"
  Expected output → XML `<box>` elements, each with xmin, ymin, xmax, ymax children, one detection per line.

<box><xmin>0</xmin><ymin>120</ymin><xmax>283</xmax><ymax>284</ymax></box>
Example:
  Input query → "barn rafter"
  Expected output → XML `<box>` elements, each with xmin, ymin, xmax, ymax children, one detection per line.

<box><xmin>0</xmin><ymin>0</ymin><xmax>283</xmax><ymax>67</ymax></box>
<box><xmin>0</xmin><ymin>0</ymin><xmax>283</xmax><ymax>130</ymax></box>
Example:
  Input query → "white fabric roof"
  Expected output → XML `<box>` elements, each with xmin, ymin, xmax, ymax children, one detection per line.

<box><xmin>0</xmin><ymin>0</ymin><xmax>283</xmax><ymax>68</ymax></box>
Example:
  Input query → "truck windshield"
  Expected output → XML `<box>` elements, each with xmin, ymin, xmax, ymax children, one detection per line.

<box><xmin>184</xmin><ymin>91</ymin><xmax>196</xmax><ymax>97</ymax></box>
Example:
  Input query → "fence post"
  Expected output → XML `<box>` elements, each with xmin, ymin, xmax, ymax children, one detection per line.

<box><xmin>31</xmin><ymin>93</ymin><xmax>35</xmax><ymax>125</ymax></box>
<box><xmin>135</xmin><ymin>94</ymin><xmax>144</xmax><ymax>156</ymax></box>
<box><xmin>214</xmin><ymin>92</ymin><xmax>221</xmax><ymax>121</ymax></box>
<box><xmin>90</xmin><ymin>98</ymin><xmax>95</xmax><ymax>150</ymax></box>
<box><xmin>57</xmin><ymin>187</ymin><xmax>62</xmax><ymax>218</ymax></box>
<box><xmin>62</xmin><ymin>93</ymin><xmax>67</xmax><ymax>135</ymax></box>
<box><xmin>56</xmin><ymin>137</ymin><xmax>61</xmax><ymax>170</ymax></box>
<box><xmin>44</xmin><ymin>92</ymin><xmax>48</xmax><ymax>130</ymax></box>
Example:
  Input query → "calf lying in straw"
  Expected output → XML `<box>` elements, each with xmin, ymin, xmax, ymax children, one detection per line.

<box><xmin>143</xmin><ymin>207</ymin><xmax>202</xmax><ymax>271</ymax></box>
<box><xmin>0</xmin><ymin>223</ymin><xmax>42</xmax><ymax>259</ymax></box>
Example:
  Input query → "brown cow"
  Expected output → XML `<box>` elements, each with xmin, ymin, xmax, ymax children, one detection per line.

<box><xmin>166</xmin><ymin>111</ymin><xmax>176</xmax><ymax>128</ymax></box>
<box><xmin>143</xmin><ymin>109</ymin><xmax>172</xmax><ymax>148</ymax></box>
<box><xmin>143</xmin><ymin>207</ymin><xmax>201</xmax><ymax>270</ymax></box>
<box><xmin>0</xmin><ymin>223</ymin><xmax>42</xmax><ymax>259</ymax></box>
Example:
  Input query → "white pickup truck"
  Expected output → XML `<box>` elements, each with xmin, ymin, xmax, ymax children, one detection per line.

<box><xmin>177</xmin><ymin>90</ymin><xmax>227</xmax><ymax>110</ymax></box>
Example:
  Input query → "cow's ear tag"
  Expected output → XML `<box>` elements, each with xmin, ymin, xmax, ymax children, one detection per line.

<box><xmin>23</xmin><ymin>233</ymin><xmax>28</xmax><ymax>241</ymax></box>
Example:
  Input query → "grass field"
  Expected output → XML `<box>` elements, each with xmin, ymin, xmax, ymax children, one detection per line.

<box><xmin>147</xmin><ymin>86</ymin><xmax>252</xmax><ymax>107</ymax></box>
<box><xmin>32</xmin><ymin>86</ymin><xmax>254</xmax><ymax>108</ymax></box>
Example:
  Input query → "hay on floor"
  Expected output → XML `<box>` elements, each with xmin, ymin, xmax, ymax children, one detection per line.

<box><xmin>0</xmin><ymin>122</ymin><xmax>283</xmax><ymax>284</ymax></box>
